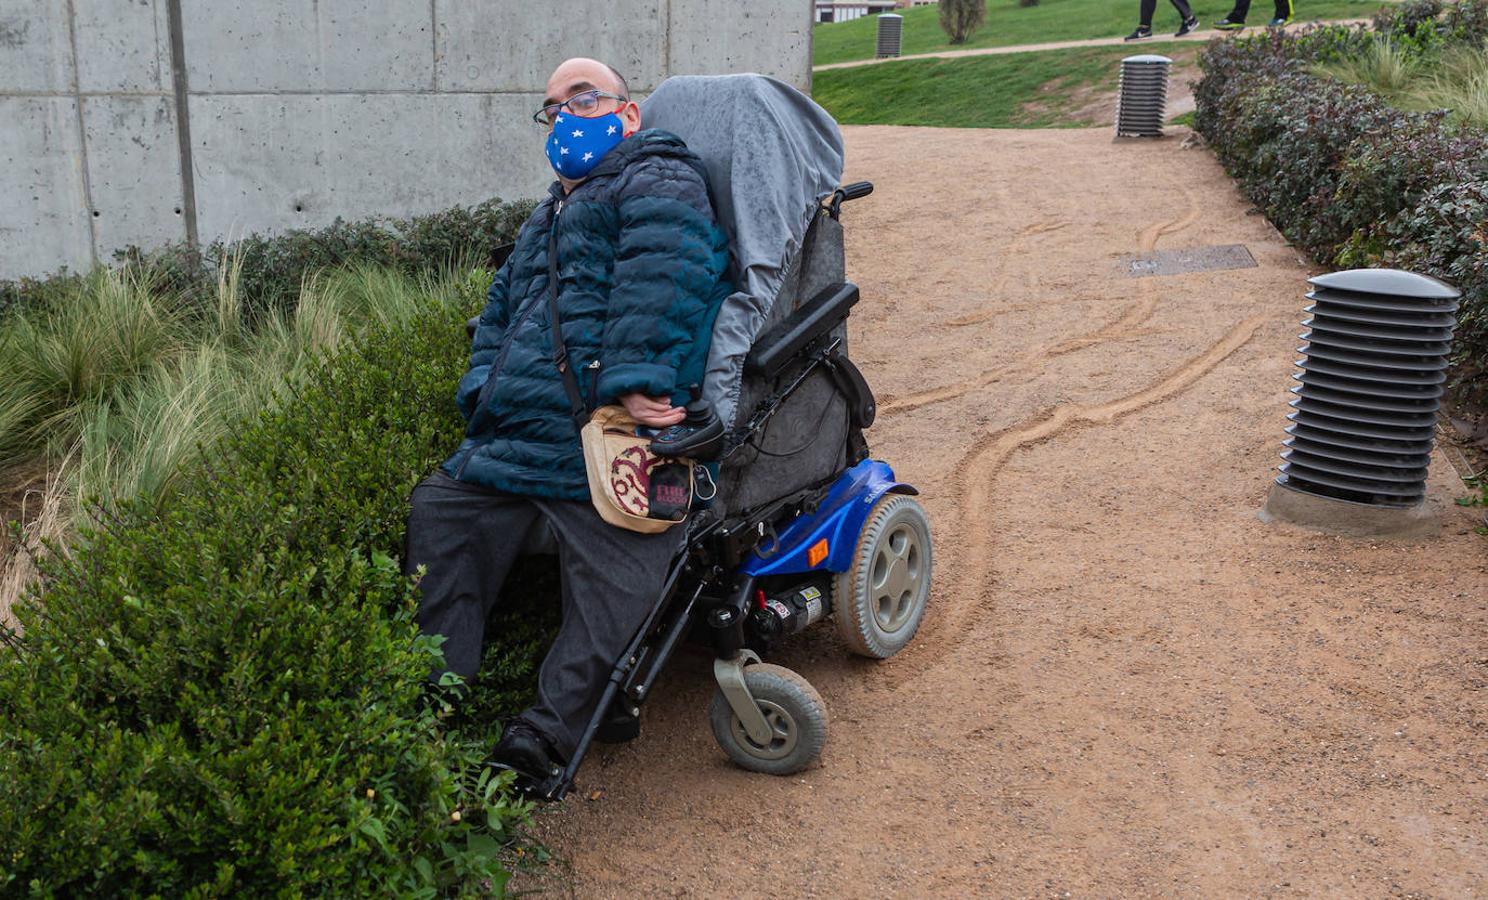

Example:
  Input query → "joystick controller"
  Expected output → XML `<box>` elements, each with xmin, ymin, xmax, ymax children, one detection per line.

<box><xmin>648</xmin><ymin>385</ymin><xmax>725</xmax><ymax>460</ymax></box>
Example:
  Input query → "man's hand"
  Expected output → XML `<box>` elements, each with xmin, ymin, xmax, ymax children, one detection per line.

<box><xmin>620</xmin><ymin>393</ymin><xmax>685</xmax><ymax>427</ymax></box>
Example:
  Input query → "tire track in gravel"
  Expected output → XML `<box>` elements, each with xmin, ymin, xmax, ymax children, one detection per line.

<box><xmin>882</xmin><ymin>187</ymin><xmax>1236</xmax><ymax>675</ymax></box>
<box><xmin>919</xmin><ymin>314</ymin><xmax>1268</xmax><ymax>658</ymax></box>
<box><xmin>946</xmin><ymin>318</ymin><xmax>1261</xmax><ymax>624</ymax></box>
<box><xmin>942</xmin><ymin>220</ymin><xmax>1070</xmax><ymax>329</ymax></box>
<box><xmin>881</xmin><ymin>188</ymin><xmax>1201</xmax><ymax>416</ymax></box>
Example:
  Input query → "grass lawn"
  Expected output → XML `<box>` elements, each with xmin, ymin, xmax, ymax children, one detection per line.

<box><xmin>813</xmin><ymin>41</ymin><xmax>1197</xmax><ymax>127</ymax></box>
<box><xmin>812</xmin><ymin>0</ymin><xmax>1391</xmax><ymax>66</ymax></box>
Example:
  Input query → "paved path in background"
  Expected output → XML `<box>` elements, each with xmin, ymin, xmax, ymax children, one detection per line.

<box><xmin>520</xmin><ymin>126</ymin><xmax>1487</xmax><ymax>897</ymax></box>
<box><xmin>812</xmin><ymin>18</ymin><xmax>1371</xmax><ymax>70</ymax></box>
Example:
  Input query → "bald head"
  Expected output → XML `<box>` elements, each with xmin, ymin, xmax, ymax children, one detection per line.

<box><xmin>544</xmin><ymin>57</ymin><xmax>629</xmax><ymax>107</ymax></box>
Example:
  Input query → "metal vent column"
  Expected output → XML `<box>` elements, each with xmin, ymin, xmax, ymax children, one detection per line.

<box><xmin>876</xmin><ymin>13</ymin><xmax>903</xmax><ymax>58</ymax></box>
<box><xmin>1266</xmin><ymin>268</ymin><xmax>1460</xmax><ymax>535</ymax></box>
<box><xmin>1115</xmin><ymin>55</ymin><xmax>1170</xmax><ymax>138</ymax></box>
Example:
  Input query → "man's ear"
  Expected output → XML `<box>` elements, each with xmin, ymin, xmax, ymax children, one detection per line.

<box><xmin>621</xmin><ymin>101</ymin><xmax>642</xmax><ymax>137</ymax></box>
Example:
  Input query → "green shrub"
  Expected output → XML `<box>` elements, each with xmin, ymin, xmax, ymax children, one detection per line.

<box><xmin>0</xmin><ymin>276</ymin><xmax>542</xmax><ymax>896</ymax></box>
<box><xmin>1367</xmin><ymin>179</ymin><xmax>1488</xmax><ymax>360</ymax></box>
<box><xmin>1195</xmin><ymin>12</ymin><xmax>1488</xmax><ymax>373</ymax></box>
<box><xmin>1373</xmin><ymin>0</ymin><xmax>1446</xmax><ymax>41</ymax></box>
<box><xmin>1371</xmin><ymin>0</ymin><xmax>1488</xmax><ymax>46</ymax></box>
<box><xmin>1443</xmin><ymin>0</ymin><xmax>1488</xmax><ymax>40</ymax></box>
<box><xmin>0</xmin><ymin>271</ymin><xmax>84</xmax><ymax>324</ymax></box>
<box><xmin>1</xmin><ymin>198</ymin><xmax>535</xmax><ymax>325</ymax></box>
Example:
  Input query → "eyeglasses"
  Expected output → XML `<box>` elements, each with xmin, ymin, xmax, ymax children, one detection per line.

<box><xmin>533</xmin><ymin>90</ymin><xmax>629</xmax><ymax>127</ymax></box>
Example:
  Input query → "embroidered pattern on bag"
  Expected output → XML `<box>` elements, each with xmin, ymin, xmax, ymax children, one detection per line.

<box><xmin>609</xmin><ymin>445</ymin><xmax>657</xmax><ymax>516</ymax></box>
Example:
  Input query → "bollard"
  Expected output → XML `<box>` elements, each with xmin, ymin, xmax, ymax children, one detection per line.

<box><xmin>876</xmin><ymin>13</ymin><xmax>903</xmax><ymax>58</ymax></box>
<box><xmin>1115</xmin><ymin>55</ymin><xmax>1170</xmax><ymax>138</ymax></box>
<box><xmin>1263</xmin><ymin>268</ymin><xmax>1461</xmax><ymax>538</ymax></box>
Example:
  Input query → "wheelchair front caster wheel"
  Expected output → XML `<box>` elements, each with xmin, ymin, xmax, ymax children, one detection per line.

<box><xmin>835</xmin><ymin>493</ymin><xmax>933</xmax><ymax>659</ymax></box>
<box><xmin>709</xmin><ymin>664</ymin><xmax>828</xmax><ymax>775</ymax></box>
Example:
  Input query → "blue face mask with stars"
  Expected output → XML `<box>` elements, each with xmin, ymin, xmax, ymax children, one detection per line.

<box><xmin>545</xmin><ymin>111</ymin><xmax>627</xmax><ymax>180</ymax></box>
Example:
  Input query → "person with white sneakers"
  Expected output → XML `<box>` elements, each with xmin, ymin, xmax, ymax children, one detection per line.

<box><xmin>1125</xmin><ymin>0</ymin><xmax>1199</xmax><ymax>41</ymax></box>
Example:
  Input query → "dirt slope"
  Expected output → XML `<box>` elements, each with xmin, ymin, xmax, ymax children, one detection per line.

<box><xmin>517</xmin><ymin>126</ymin><xmax>1488</xmax><ymax>897</ymax></box>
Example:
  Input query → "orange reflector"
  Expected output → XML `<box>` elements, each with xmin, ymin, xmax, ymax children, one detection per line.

<box><xmin>807</xmin><ymin>539</ymin><xmax>829</xmax><ymax>568</ymax></box>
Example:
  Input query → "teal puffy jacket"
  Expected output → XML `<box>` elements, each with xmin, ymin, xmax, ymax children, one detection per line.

<box><xmin>442</xmin><ymin>129</ymin><xmax>732</xmax><ymax>499</ymax></box>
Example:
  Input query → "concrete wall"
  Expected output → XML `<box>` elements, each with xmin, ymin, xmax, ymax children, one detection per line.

<box><xmin>0</xmin><ymin>0</ymin><xmax>813</xmax><ymax>280</ymax></box>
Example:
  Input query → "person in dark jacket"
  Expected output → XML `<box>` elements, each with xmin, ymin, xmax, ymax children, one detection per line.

<box><xmin>403</xmin><ymin>57</ymin><xmax>732</xmax><ymax>783</ymax></box>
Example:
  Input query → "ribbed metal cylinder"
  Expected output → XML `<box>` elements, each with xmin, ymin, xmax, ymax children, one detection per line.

<box><xmin>1115</xmin><ymin>54</ymin><xmax>1170</xmax><ymax>138</ymax></box>
<box><xmin>1279</xmin><ymin>268</ymin><xmax>1461</xmax><ymax>508</ymax></box>
<box><xmin>876</xmin><ymin>13</ymin><xmax>903</xmax><ymax>58</ymax></box>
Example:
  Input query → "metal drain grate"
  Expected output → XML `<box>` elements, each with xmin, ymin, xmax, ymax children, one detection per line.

<box><xmin>876</xmin><ymin>14</ymin><xmax>903</xmax><ymax>59</ymax></box>
<box><xmin>1126</xmin><ymin>244</ymin><xmax>1257</xmax><ymax>277</ymax></box>
<box><xmin>1116</xmin><ymin>54</ymin><xmax>1170</xmax><ymax>138</ymax></box>
<box><xmin>1278</xmin><ymin>269</ymin><xmax>1461</xmax><ymax>508</ymax></box>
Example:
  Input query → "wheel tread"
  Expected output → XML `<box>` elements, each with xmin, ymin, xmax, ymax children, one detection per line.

<box><xmin>833</xmin><ymin>493</ymin><xmax>932</xmax><ymax>659</ymax></box>
<box><xmin>709</xmin><ymin>664</ymin><xmax>828</xmax><ymax>775</ymax></box>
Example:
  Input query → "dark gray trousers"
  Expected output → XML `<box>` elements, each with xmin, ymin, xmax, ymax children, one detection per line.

<box><xmin>404</xmin><ymin>471</ymin><xmax>680</xmax><ymax>760</ymax></box>
<box><xmin>1138</xmin><ymin>0</ymin><xmax>1194</xmax><ymax>27</ymax></box>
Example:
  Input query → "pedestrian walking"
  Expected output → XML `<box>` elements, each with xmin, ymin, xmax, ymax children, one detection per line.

<box><xmin>1125</xmin><ymin>0</ymin><xmax>1199</xmax><ymax>40</ymax></box>
<box><xmin>1214</xmin><ymin>0</ymin><xmax>1295</xmax><ymax>29</ymax></box>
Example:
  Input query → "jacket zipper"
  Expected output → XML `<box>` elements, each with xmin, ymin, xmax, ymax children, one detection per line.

<box><xmin>457</xmin><ymin>198</ymin><xmax>564</xmax><ymax>479</ymax></box>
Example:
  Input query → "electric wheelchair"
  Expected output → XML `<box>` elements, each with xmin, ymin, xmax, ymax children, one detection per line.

<box><xmin>476</xmin><ymin>75</ymin><xmax>933</xmax><ymax>800</ymax></box>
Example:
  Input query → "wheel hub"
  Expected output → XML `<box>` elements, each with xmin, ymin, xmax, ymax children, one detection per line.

<box><xmin>870</xmin><ymin>522</ymin><xmax>921</xmax><ymax>633</ymax></box>
<box><xmin>729</xmin><ymin>699</ymin><xmax>798</xmax><ymax>761</ymax></box>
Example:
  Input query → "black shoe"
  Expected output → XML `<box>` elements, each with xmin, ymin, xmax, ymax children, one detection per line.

<box><xmin>1175</xmin><ymin>15</ymin><xmax>1200</xmax><ymax>36</ymax></box>
<box><xmin>488</xmin><ymin>719</ymin><xmax>563</xmax><ymax>781</ymax></box>
<box><xmin>1214</xmin><ymin>16</ymin><xmax>1245</xmax><ymax>29</ymax></box>
<box><xmin>1125</xmin><ymin>26</ymin><xmax>1153</xmax><ymax>41</ymax></box>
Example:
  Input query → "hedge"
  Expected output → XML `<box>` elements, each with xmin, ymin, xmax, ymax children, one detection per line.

<box><xmin>0</xmin><ymin>275</ymin><xmax>560</xmax><ymax>896</ymax></box>
<box><xmin>1193</xmin><ymin>2</ymin><xmax>1488</xmax><ymax>374</ymax></box>
<box><xmin>0</xmin><ymin>198</ymin><xmax>535</xmax><ymax>324</ymax></box>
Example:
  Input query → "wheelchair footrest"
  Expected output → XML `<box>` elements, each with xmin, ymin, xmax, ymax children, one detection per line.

<box><xmin>492</xmin><ymin>763</ymin><xmax>571</xmax><ymax>803</ymax></box>
<box><xmin>594</xmin><ymin>706</ymin><xmax>641</xmax><ymax>744</ymax></box>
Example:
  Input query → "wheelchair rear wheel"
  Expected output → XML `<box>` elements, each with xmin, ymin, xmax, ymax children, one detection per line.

<box><xmin>709</xmin><ymin>664</ymin><xmax>828</xmax><ymax>775</ymax></box>
<box><xmin>834</xmin><ymin>493</ymin><xmax>932</xmax><ymax>658</ymax></box>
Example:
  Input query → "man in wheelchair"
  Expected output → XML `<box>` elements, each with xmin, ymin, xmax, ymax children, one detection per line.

<box><xmin>410</xmin><ymin>65</ymin><xmax>931</xmax><ymax>800</ymax></box>
<box><xmin>403</xmin><ymin>57</ymin><xmax>733</xmax><ymax>781</ymax></box>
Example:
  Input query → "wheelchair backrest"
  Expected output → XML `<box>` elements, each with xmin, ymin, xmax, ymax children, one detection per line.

<box><xmin>639</xmin><ymin>74</ymin><xmax>846</xmax><ymax>433</ymax></box>
<box><xmin>641</xmin><ymin>75</ymin><xmax>861</xmax><ymax>516</ymax></box>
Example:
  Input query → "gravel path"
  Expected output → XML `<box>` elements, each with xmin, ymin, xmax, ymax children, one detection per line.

<box><xmin>517</xmin><ymin>126</ymin><xmax>1487</xmax><ymax>897</ymax></box>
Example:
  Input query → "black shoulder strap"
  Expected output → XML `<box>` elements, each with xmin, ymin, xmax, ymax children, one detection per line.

<box><xmin>547</xmin><ymin>220</ymin><xmax>591</xmax><ymax>433</ymax></box>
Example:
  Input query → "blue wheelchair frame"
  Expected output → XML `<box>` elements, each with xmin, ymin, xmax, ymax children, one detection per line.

<box><xmin>741</xmin><ymin>459</ymin><xmax>917</xmax><ymax>578</ymax></box>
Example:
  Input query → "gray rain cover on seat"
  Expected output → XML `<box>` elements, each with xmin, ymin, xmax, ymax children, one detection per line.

<box><xmin>639</xmin><ymin>74</ymin><xmax>845</xmax><ymax>429</ymax></box>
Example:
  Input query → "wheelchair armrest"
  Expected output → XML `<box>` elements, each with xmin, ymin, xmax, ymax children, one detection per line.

<box><xmin>745</xmin><ymin>282</ymin><xmax>860</xmax><ymax>379</ymax></box>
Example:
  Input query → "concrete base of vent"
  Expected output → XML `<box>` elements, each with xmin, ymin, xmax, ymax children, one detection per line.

<box><xmin>1259</xmin><ymin>481</ymin><xmax>1439</xmax><ymax>539</ymax></box>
